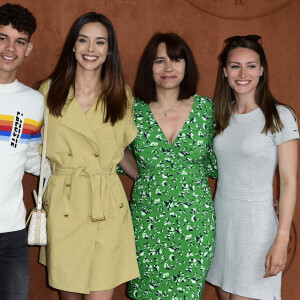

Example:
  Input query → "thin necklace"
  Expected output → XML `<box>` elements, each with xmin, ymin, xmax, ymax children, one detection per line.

<box><xmin>157</xmin><ymin>101</ymin><xmax>177</xmax><ymax>117</ymax></box>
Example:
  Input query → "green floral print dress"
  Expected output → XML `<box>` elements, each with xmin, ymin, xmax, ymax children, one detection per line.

<box><xmin>127</xmin><ymin>95</ymin><xmax>217</xmax><ymax>300</ymax></box>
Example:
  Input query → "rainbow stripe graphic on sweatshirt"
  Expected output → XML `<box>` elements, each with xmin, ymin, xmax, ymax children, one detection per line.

<box><xmin>0</xmin><ymin>113</ymin><xmax>42</xmax><ymax>147</ymax></box>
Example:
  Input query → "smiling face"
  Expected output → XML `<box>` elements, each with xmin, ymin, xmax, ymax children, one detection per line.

<box><xmin>0</xmin><ymin>24</ymin><xmax>32</xmax><ymax>83</ymax></box>
<box><xmin>152</xmin><ymin>42</ymin><xmax>186</xmax><ymax>93</ymax></box>
<box><xmin>73</xmin><ymin>22</ymin><xmax>108</xmax><ymax>73</ymax></box>
<box><xmin>224</xmin><ymin>47</ymin><xmax>263</xmax><ymax>99</ymax></box>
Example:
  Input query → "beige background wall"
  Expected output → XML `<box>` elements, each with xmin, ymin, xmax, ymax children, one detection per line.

<box><xmin>10</xmin><ymin>0</ymin><xmax>299</xmax><ymax>298</ymax></box>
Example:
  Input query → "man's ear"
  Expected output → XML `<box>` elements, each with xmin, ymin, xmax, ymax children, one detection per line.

<box><xmin>25</xmin><ymin>42</ymin><xmax>33</xmax><ymax>57</ymax></box>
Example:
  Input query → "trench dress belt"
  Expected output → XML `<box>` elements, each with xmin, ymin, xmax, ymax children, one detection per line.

<box><xmin>52</xmin><ymin>165</ymin><xmax>115</xmax><ymax>222</ymax></box>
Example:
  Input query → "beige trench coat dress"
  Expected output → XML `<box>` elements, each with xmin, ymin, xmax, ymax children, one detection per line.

<box><xmin>39</xmin><ymin>81</ymin><xmax>139</xmax><ymax>293</ymax></box>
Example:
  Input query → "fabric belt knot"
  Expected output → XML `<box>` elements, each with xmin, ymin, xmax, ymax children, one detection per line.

<box><xmin>53</xmin><ymin>165</ymin><xmax>115</xmax><ymax>222</ymax></box>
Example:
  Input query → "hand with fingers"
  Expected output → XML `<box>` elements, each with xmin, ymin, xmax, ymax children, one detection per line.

<box><xmin>264</xmin><ymin>235</ymin><xmax>288</xmax><ymax>278</ymax></box>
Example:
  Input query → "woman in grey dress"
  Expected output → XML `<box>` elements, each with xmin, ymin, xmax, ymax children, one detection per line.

<box><xmin>206</xmin><ymin>35</ymin><xmax>298</xmax><ymax>299</ymax></box>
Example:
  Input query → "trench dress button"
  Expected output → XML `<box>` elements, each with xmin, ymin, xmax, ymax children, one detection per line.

<box><xmin>119</xmin><ymin>203</ymin><xmax>124</xmax><ymax>208</ymax></box>
<box><xmin>44</xmin><ymin>201</ymin><xmax>48</xmax><ymax>206</ymax></box>
<box><xmin>67</xmin><ymin>151</ymin><xmax>72</xmax><ymax>156</ymax></box>
<box><xmin>64</xmin><ymin>214</ymin><xmax>69</xmax><ymax>217</ymax></box>
<box><xmin>91</xmin><ymin>216</ymin><xmax>105</xmax><ymax>221</ymax></box>
<box><xmin>93</xmin><ymin>153</ymin><xmax>99</xmax><ymax>157</ymax></box>
<box><xmin>65</xmin><ymin>183</ymin><xmax>71</xmax><ymax>187</ymax></box>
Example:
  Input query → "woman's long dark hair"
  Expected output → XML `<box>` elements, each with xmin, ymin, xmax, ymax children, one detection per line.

<box><xmin>37</xmin><ymin>12</ymin><xmax>127</xmax><ymax>125</ymax></box>
<box><xmin>214</xmin><ymin>37</ymin><xmax>290</xmax><ymax>135</ymax></box>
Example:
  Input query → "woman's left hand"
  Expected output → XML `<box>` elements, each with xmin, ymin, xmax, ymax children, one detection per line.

<box><xmin>264</xmin><ymin>234</ymin><xmax>288</xmax><ymax>278</ymax></box>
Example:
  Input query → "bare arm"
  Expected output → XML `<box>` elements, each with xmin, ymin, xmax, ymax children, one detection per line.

<box><xmin>264</xmin><ymin>139</ymin><xmax>298</xmax><ymax>277</ymax></box>
<box><xmin>118</xmin><ymin>147</ymin><xmax>138</xmax><ymax>181</ymax></box>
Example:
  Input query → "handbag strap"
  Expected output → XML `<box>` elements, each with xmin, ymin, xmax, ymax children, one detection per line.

<box><xmin>36</xmin><ymin>106</ymin><xmax>49</xmax><ymax>210</ymax></box>
<box><xmin>36</xmin><ymin>84</ymin><xmax>50</xmax><ymax>210</ymax></box>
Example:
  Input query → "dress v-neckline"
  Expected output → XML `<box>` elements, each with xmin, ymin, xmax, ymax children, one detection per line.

<box><xmin>74</xmin><ymin>97</ymin><xmax>98</xmax><ymax>116</ymax></box>
<box><xmin>147</xmin><ymin>95</ymin><xmax>196</xmax><ymax>146</ymax></box>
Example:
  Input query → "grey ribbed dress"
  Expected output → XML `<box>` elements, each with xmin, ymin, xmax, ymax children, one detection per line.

<box><xmin>206</xmin><ymin>105</ymin><xmax>299</xmax><ymax>299</ymax></box>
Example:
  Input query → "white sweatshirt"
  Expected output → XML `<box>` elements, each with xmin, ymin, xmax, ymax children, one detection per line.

<box><xmin>0</xmin><ymin>79</ymin><xmax>44</xmax><ymax>233</ymax></box>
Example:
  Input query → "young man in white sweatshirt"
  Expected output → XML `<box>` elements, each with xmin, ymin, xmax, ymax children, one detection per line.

<box><xmin>0</xmin><ymin>3</ymin><xmax>44</xmax><ymax>299</ymax></box>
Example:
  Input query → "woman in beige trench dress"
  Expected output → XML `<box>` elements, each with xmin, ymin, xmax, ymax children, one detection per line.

<box><xmin>37</xmin><ymin>12</ymin><xmax>139</xmax><ymax>300</ymax></box>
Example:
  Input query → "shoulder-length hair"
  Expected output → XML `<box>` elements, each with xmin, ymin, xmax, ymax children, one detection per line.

<box><xmin>39</xmin><ymin>12</ymin><xmax>127</xmax><ymax>125</ymax></box>
<box><xmin>214</xmin><ymin>36</ymin><xmax>289</xmax><ymax>135</ymax></box>
<box><xmin>134</xmin><ymin>33</ymin><xmax>198</xmax><ymax>103</ymax></box>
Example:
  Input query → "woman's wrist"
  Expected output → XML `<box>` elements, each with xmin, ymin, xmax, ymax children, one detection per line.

<box><xmin>275</xmin><ymin>230</ymin><xmax>290</xmax><ymax>244</ymax></box>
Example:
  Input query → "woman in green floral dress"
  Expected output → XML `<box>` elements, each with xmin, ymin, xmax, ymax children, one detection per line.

<box><xmin>125</xmin><ymin>33</ymin><xmax>217</xmax><ymax>299</ymax></box>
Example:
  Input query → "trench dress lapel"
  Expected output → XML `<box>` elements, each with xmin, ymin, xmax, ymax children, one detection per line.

<box><xmin>60</xmin><ymin>88</ymin><xmax>102</xmax><ymax>151</ymax></box>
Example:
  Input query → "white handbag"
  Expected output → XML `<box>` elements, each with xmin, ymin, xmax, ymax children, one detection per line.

<box><xmin>26</xmin><ymin>106</ymin><xmax>49</xmax><ymax>246</ymax></box>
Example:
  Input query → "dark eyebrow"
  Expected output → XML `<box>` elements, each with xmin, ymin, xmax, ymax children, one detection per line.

<box><xmin>18</xmin><ymin>37</ymin><xmax>29</xmax><ymax>43</ymax></box>
<box><xmin>78</xmin><ymin>34</ymin><xmax>107</xmax><ymax>41</ymax></box>
<box><xmin>0</xmin><ymin>33</ymin><xmax>29</xmax><ymax>43</ymax></box>
<box><xmin>155</xmin><ymin>56</ymin><xmax>165</xmax><ymax>60</ymax></box>
<box><xmin>228</xmin><ymin>61</ymin><xmax>258</xmax><ymax>64</ymax></box>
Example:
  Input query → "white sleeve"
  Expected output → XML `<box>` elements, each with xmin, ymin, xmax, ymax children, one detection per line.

<box><xmin>24</xmin><ymin>101</ymin><xmax>44</xmax><ymax>176</ymax></box>
<box><xmin>274</xmin><ymin>105</ymin><xmax>299</xmax><ymax>145</ymax></box>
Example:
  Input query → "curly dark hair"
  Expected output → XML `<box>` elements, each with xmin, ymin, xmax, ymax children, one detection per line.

<box><xmin>0</xmin><ymin>3</ymin><xmax>36</xmax><ymax>39</ymax></box>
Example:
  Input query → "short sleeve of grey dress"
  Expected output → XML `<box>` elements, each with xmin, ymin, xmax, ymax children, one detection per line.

<box><xmin>206</xmin><ymin>105</ymin><xmax>299</xmax><ymax>299</ymax></box>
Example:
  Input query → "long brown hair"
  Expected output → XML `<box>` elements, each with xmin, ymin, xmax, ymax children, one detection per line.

<box><xmin>134</xmin><ymin>33</ymin><xmax>198</xmax><ymax>103</ymax></box>
<box><xmin>214</xmin><ymin>36</ymin><xmax>291</xmax><ymax>135</ymax></box>
<box><xmin>37</xmin><ymin>12</ymin><xmax>127</xmax><ymax>125</ymax></box>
